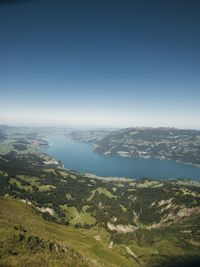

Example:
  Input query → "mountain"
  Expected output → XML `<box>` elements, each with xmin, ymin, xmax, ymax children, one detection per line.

<box><xmin>0</xmin><ymin>126</ymin><xmax>200</xmax><ymax>266</ymax></box>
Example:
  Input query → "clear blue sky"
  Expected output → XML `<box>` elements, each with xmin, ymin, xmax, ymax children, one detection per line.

<box><xmin>0</xmin><ymin>0</ymin><xmax>200</xmax><ymax>128</ymax></box>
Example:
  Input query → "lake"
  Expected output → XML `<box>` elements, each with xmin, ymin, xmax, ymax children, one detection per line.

<box><xmin>42</xmin><ymin>135</ymin><xmax>200</xmax><ymax>180</ymax></box>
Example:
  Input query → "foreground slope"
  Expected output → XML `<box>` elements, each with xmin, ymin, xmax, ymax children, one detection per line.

<box><xmin>1</xmin><ymin>197</ymin><xmax>200</xmax><ymax>267</ymax></box>
<box><xmin>0</xmin><ymin>198</ymin><xmax>136</xmax><ymax>267</ymax></box>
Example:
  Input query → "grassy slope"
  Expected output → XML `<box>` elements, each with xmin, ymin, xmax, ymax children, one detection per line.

<box><xmin>0</xmin><ymin>198</ymin><xmax>136</xmax><ymax>267</ymax></box>
<box><xmin>1</xmin><ymin>198</ymin><xmax>200</xmax><ymax>267</ymax></box>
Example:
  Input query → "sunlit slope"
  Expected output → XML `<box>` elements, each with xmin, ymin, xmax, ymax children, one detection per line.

<box><xmin>1</xmin><ymin>197</ymin><xmax>200</xmax><ymax>267</ymax></box>
<box><xmin>0</xmin><ymin>198</ymin><xmax>136</xmax><ymax>267</ymax></box>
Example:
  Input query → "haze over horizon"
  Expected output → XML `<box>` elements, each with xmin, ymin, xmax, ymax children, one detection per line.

<box><xmin>0</xmin><ymin>0</ymin><xmax>200</xmax><ymax>129</ymax></box>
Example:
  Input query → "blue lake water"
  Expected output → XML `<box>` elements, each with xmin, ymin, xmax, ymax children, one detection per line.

<box><xmin>42</xmin><ymin>135</ymin><xmax>200</xmax><ymax>180</ymax></box>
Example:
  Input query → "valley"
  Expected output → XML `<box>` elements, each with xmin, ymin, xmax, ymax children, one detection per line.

<box><xmin>0</xmin><ymin>125</ymin><xmax>200</xmax><ymax>266</ymax></box>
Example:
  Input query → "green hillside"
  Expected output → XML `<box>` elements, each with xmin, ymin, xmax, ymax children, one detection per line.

<box><xmin>0</xmin><ymin>198</ymin><xmax>136</xmax><ymax>267</ymax></box>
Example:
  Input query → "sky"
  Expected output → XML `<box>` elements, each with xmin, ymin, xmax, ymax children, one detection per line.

<box><xmin>0</xmin><ymin>0</ymin><xmax>200</xmax><ymax>128</ymax></box>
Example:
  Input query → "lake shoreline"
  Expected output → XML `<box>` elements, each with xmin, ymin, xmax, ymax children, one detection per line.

<box><xmin>40</xmin><ymin>135</ymin><xmax>200</xmax><ymax>181</ymax></box>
